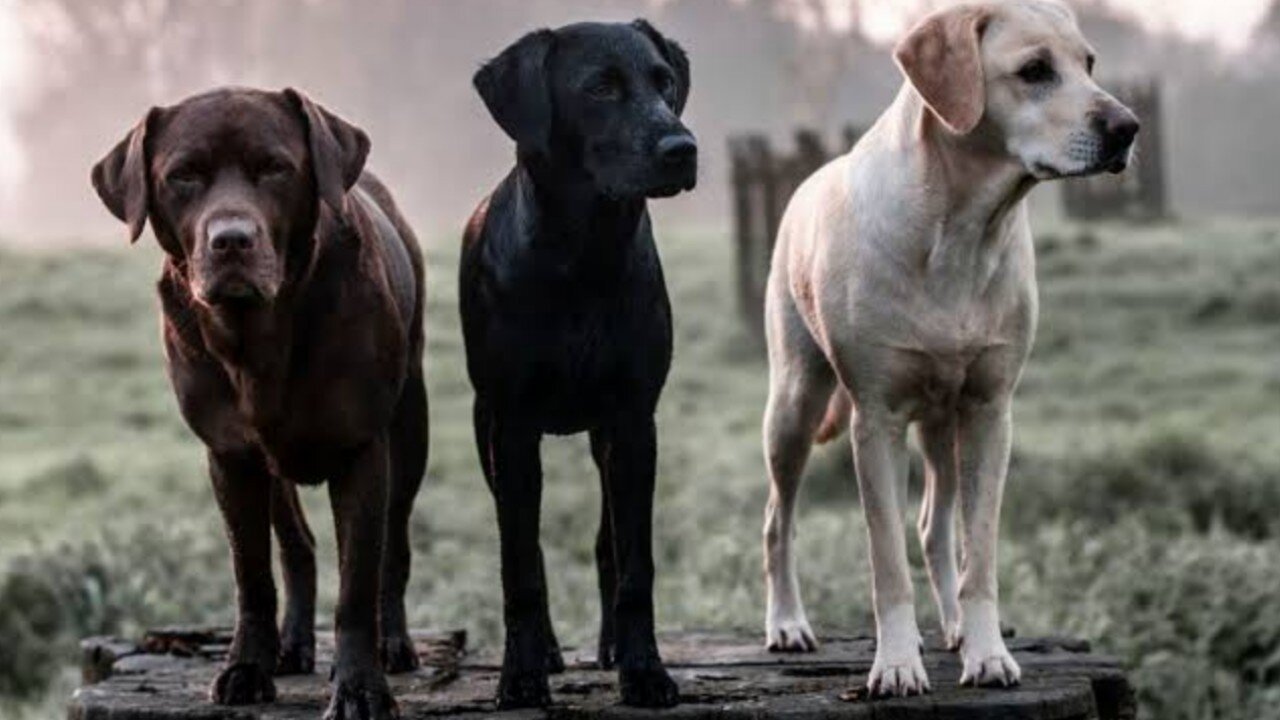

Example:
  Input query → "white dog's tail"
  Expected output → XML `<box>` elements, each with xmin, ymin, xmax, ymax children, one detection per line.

<box><xmin>813</xmin><ymin>389</ymin><xmax>852</xmax><ymax>444</ymax></box>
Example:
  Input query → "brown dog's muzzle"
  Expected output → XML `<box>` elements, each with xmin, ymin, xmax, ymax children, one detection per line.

<box><xmin>194</xmin><ymin>214</ymin><xmax>280</xmax><ymax>306</ymax></box>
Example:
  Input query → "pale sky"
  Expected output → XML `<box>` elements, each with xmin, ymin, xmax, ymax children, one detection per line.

<box><xmin>0</xmin><ymin>0</ymin><xmax>1275</xmax><ymax>199</ymax></box>
<box><xmin>0</xmin><ymin>0</ymin><xmax>26</xmax><ymax>196</ymax></box>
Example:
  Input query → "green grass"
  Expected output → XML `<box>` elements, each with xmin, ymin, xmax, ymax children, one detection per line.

<box><xmin>1</xmin><ymin>218</ymin><xmax>1279</xmax><ymax>719</ymax></box>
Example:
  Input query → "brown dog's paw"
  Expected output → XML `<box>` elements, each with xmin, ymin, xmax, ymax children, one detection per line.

<box><xmin>323</xmin><ymin>677</ymin><xmax>399</xmax><ymax>720</ymax></box>
<box><xmin>496</xmin><ymin>668</ymin><xmax>552</xmax><ymax>709</ymax></box>
<box><xmin>210</xmin><ymin>662</ymin><xmax>277</xmax><ymax>705</ymax></box>
<box><xmin>619</xmin><ymin>666</ymin><xmax>679</xmax><ymax>708</ymax></box>
<box><xmin>380</xmin><ymin>635</ymin><xmax>420</xmax><ymax>674</ymax></box>
<box><xmin>277</xmin><ymin>639</ymin><xmax>316</xmax><ymax>676</ymax></box>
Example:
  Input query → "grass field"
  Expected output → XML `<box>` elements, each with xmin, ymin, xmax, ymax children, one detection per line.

<box><xmin>2</xmin><ymin>218</ymin><xmax>1279</xmax><ymax>719</ymax></box>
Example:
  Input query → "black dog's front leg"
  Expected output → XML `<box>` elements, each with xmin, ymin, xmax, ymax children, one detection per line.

<box><xmin>478</xmin><ymin>403</ymin><xmax>553</xmax><ymax>709</ymax></box>
<box><xmin>325</xmin><ymin>436</ymin><xmax>398</xmax><ymax>720</ymax></box>
<box><xmin>208</xmin><ymin>449</ymin><xmax>279</xmax><ymax>705</ymax></box>
<box><xmin>589</xmin><ymin>430</ymin><xmax>617</xmax><ymax>670</ymax></box>
<box><xmin>598</xmin><ymin>415</ymin><xmax>679</xmax><ymax>708</ymax></box>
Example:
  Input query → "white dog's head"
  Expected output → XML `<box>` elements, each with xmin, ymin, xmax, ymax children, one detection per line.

<box><xmin>894</xmin><ymin>0</ymin><xmax>1139</xmax><ymax>179</ymax></box>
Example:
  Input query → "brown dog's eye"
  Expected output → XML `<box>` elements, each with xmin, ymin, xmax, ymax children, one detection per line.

<box><xmin>166</xmin><ymin>167</ymin><xmax>205</xmax><ymax>191</ymax></box>
<box><xmin>1017</xmin><ymin>58</ymin><xmax>1056</xmax><ymax>84</ymax></box>
<box><xmin>256</xmin><ymin>160</ymin><xmax>293</xmax><ymax>183</ymax></box>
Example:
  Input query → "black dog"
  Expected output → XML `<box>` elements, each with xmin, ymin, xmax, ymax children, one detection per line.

<box><xmin>91</xmin><ymin>88</ymin><xmax>426</xmax><ymax>720</ymax></box>
<box><xmin>462</xmin><ymin>20</ymin><xmax>696</xmax><ymax>710</ymax></box>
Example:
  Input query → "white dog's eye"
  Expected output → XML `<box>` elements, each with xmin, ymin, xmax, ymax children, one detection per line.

<box><xmin>1017</xmin><ymin>58</ymin><xmax>1056</xmax><ymax>84</ymax></box>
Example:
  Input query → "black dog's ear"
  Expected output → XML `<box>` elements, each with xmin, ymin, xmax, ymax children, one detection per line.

<box><xmin>633</xmin><ymin>19</ymin><xmax>691</xmax><ymax>115</ymax></box>
<box><xmin>474</xmin><ymin>29</ymin><xmax>556</xmax><ymax>155</ymax></box>
<box><xmin>91</xmin><ymin>109</ymin><xmax>158</xmax><ymax>244</ymax></box>
<box><xmin>284</xmin><ymin>88</ymin><xmax>370</xmax><ymax>213</ymax></box>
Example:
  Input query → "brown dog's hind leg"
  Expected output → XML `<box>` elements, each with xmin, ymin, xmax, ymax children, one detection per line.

<box><xmin>208</xmin><ymin>449</ymin><xmax>280</xmax><ymax>705</ymax></box>
<box><xmin>272</xmin><ymin>477</ymin><xmax>317</xmax><ymax>675</ymax></box>
<box><xmin>380</xmin><ymin>371</ymin><xmax>427</xmax><ymax>674</ymax></box>
<box><xmin>325</xmin><ymin>436</ymin><xmax>398</xmax><ymax>720</ymax></box>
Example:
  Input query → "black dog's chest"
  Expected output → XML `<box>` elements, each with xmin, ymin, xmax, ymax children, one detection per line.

<box><xmin>501</xmin><ymin>292</ymin><xmax>670</xmax><ymax>433</ymax></box>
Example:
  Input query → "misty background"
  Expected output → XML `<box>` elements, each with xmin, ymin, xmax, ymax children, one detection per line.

<box><xmin>0</xmin><ymin>0</ymin><xmax>1278</xmax><ymax>243</ymax></box>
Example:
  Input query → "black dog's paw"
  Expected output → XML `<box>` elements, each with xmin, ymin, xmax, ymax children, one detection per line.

<box><xmin>277</xmin><ymin>638</ymin><xmax>316</xmax><ymax>676</ymax></box>
<box><xmin>497</xmin><ymin>668</ymin><xmax>552</xmax><ymax>709</ymax></box>
<box><xmin>619</xmin><ymin>666</ymin><xmax>679</xmax><ymax>708</ymax></box>
<box><xmin>323</xmin><ymin>676</ymin><xmax>399</xmax><ymax>720</ymax></box>
<box><xmin>545</xmin><ymin>645</ymin><xmax>566</xmax><ymax>675</ymax></box>
<box><xmin>380</xmin><ymin>635</ymin><xmax>421</xmax><ymax>674</ymax></box>
<box><xmin>596</xmin><ymin>637</ymin><xmax>616</xmax><ymax>670</ymax></box>
<box><xmin>210</xmin><ymin>662</ymin><xmax>277</xmax><ymax>705</ymax></box>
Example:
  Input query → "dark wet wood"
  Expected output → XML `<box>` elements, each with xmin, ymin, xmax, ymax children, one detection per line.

<box><xmin>71</xmin><ymin>628</ymin><xmax>1134</xmax><ymax>719</ymax></box>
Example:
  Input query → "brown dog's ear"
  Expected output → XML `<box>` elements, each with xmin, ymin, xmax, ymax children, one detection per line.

<box><xmin>285</xmin><ymin>88</ymin><xmax>370</xmax><ymax>213</ymax></box>
<box><xmin>474</xmin><ymin>29</ymin><xmax>556</xmax><ymax>156</ymax></box>
<box><xmin>91</xmin><ymin>109</ymin><xmax>157</xmax><ymax>243</ymax></box>
<box><xmin>894</xmin><ymin>5</ymin><xmax>991</xmax><ymax>135</ymax></box>
<box><xmin>633</xmin><ymin>19</ymin><xmax>691</xmax><ymax>115</ymax></box>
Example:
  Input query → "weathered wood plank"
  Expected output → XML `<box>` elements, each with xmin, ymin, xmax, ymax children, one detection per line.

<box><xmin>70</xmin><ymin>628</ymin><xmax>1133</xmax><ymax>719</ymax></box>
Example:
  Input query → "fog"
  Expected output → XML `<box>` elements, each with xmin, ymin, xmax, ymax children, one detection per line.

<box><xmin>1</xmin><ymin>0</ymin><xmax>1278</xmax><ymax>243</ymax></box>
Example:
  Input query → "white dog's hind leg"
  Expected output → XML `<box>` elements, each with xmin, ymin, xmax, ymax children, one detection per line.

<box><xmin>853</xmin><ymin>409</ymin><xmax>929</xmax><ymax>697</ymax></box>
<box><xmin>917</xmin><ymin>417</ymin><xmax>962</xmax><ymax>650</ymax></box>
<box><xmin>762</xmin><ymin>287</ymin><xmax>834</xmax><ymax>653</ymax></box>
<box><xmin>956</xmin><ymin>401</ymin><xmax>1021</xmax><ymax>687</ymax></box>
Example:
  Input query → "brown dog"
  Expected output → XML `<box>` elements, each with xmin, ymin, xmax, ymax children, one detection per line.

<box><xmin>91</xmin><ymin>87</ymin><xmax>426</xmax><ymax>720</ymax></box>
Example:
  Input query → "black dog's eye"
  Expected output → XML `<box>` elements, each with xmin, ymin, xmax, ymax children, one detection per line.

<box><xmin>586</xmin><ymin>76</ymin><xmax>622</xmax><ymax>101</ymax></box>
<box><xmin>654</xmin><ymin>71</ymin><xmax>675</xmax><ymax>97</ymax></box>
<box><xmin>1017</xmin><ymin>58</ymin><xmax>1056</xmax><ymax>84</ymax></box>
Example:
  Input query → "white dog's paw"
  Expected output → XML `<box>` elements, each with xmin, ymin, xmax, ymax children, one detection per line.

<box><xmin>942</xmin><ymin>619</ymin><xmax>962</xmax><ymax>652</ymax></box>
<box><xmin>765</xmin><ymin>614</ymin><xmax>818</xmax><ymax>652</ymax></box>
<box><xmin>957</xmin><ymin>599</ymin><xmax>1020</xmax><ymax>687</ymax></box>
<box><xmin>867</xmin><ymin>650</ymin><xmax>930</xmax><ymax>697</ymax></box>
<box><xmin>959</xmin><ymin>645</ymin><xmax>1021</xmax><ymax>687</ymax></box>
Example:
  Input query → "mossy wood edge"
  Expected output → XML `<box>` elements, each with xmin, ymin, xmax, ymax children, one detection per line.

<box><xmin>70</xmin><ymin>627</ymin><xmax>1134</xmax><ymax>719</ymax></box>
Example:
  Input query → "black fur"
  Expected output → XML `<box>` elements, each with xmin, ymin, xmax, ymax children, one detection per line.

<box><xmin>462</xmin><ymin>20</ymin><xmax>696</xmax><ymax>710</ymax></box>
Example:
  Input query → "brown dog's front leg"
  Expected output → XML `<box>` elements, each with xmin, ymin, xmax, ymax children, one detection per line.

<box><xmin>272</xmin><ymin>476</ymin><xmax>317</xmax><ymax>675</ymax></box>
<box><xmin>208</xmin><ymin>449</ymin><xmax>279</xmax><ymax>705</ymax></box>
<box><xmin>325</xmin><ymin>435</ymin><xmax>398</xmax><ymax>720</ymax></box>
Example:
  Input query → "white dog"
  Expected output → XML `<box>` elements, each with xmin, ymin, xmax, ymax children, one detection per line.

<box><xmin>761</xmin><ymin>0</ymin><xmax>1138</xmax><ymax>697</ymax></box>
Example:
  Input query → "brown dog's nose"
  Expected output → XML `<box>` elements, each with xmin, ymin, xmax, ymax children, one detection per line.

<box><xmin>207</xmin><ymin>217</ymin><xmax>259</xmax><ymax>255</ymax></box>
<box><xmin>209</xmin><ymin>229</ymin><xmax>254</xmax><ymax>254</ymax></box>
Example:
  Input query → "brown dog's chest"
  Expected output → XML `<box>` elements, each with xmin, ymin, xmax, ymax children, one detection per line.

<box><xmin>161</xmin><ymin>276</ymin><xmax>407</xmax><ymax>484</ymax></box>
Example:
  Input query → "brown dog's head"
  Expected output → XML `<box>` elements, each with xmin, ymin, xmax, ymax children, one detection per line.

<box><xmin>91</xmin><ymin>87</ymin><xmax>369</xmax><ymax>307</ymax></box>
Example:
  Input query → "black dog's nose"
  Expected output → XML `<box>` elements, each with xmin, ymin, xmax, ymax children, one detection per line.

<box><xmin>209</xmin><ymin>228</ymin><xmax>255</xmax><ymax>254</ymax></box>
<box><xmin>657</xmin><ymin>134</ymin><xmax>697</xmax><ymax>166</ymax></box>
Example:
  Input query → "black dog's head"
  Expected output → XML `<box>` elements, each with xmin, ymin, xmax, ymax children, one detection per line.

<box><xmin>475</xmin><ymin>20</ymin><xmax>696</xmax><ymax>199</ymax></box>
<box><xmin>91</xmin><ymin>87</ymin><xmax>368</xmax><ymax>308</ymax></box>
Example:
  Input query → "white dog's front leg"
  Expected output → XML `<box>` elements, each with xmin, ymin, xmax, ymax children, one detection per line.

<box><xmin>956</xmin><ymin>400</ymin><xmax>1020</xmax><ymax>687</ymax></box>
<box><xmin>853</xmin><ymin>411</ymin><xmax>929</xmax><ymax>697</ymax></box>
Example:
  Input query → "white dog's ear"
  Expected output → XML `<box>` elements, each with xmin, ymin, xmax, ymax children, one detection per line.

<box><xmin>894</xmin><ymin>5</ymin><xmax>991</xmax><ymax>135</ymax></box>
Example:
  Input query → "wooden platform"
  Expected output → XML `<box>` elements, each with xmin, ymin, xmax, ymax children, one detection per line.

<box><xmin>71</xmin><ymin>627</ymin><xmax>1134</xmax><ymax>719</ymax></box>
